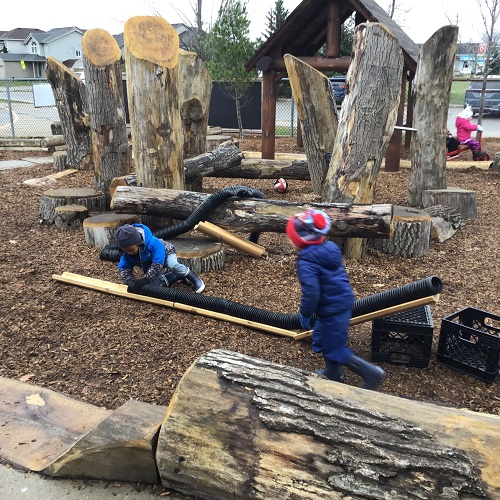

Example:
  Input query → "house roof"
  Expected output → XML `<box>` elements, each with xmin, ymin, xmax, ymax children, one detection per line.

<box><xmin>113</xmin><ymin>33</ymin><xmax>124</xmax><ymax>49</ymax></box>
<box><xmin>0</xmin><ymin>27</ymin><xmax>45</xmax><ymax>41</ymax></box>
<box><xmin>29</xmin><ymin>27</ymin><xmax>85</xmax><ymax>44</ymax></box>
<box><xmin>246</xmin><ymin>0</ymin><xmax>419</xmax><ymax>73</ymax></box>
<box><xmin>0</xmin><ymin>53</ymin><xmax>46</xmax><ymax>62</ymax></box>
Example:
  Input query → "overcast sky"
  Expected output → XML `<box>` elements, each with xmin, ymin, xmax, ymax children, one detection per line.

<box><xmin>1</xmin><ymin>0</ymin><xmax>488</xmax><ymax>45</ymax></box>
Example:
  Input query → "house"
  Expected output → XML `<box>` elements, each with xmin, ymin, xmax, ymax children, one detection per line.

<box><xmin>0</xmin><ymin>27</ymin><xmax>85</xmax><ymax>79</ymax></box>
<box><xmin>0</xmin><ymin>27</ymin><xmax>45</xmax><ymax>53</ymax></box>
<box><xmin>454</xmin><ymin>42</ymin><xmax>484</xmax><ymax>75</ymax></box>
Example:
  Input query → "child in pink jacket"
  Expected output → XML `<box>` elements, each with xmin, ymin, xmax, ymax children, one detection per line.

<box><xmin>455</xmin><ymin>106</ymin><xmax>486</xmax><ymax>160</ymax></box>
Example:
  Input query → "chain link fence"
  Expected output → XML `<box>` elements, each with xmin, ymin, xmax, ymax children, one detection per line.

<box><xmin>0</xmin><ymin>77</ymin><xmax>298</xmax><ymax>139</ymax></box>
<box><xmin>275</xmin><ymin>78</ymin><xmax>298</xmax><ymax>137</ymax></box>
<box><xmin>0</xmin><ymin>78</ymin><xmax>60</xmax><ymax>138</ymax></box>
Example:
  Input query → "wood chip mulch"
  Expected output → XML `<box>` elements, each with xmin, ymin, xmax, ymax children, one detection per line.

<box><xmin>1</xmin><ymin>137</ymin><xmax>499</xmax><ymax>420</ymax></box>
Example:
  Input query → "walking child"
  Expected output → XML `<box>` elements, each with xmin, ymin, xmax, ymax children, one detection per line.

<box><xmin>286</xmin><ymin>209</ymin><xmax>386</xmax><ymax>390</ymax></box>
<box><xmin>114</xmin><ymin>223</ymin><xmax>205</xmax><ymax>293</ymax></box>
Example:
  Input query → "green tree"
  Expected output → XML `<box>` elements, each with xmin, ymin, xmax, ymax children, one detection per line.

<box><xmin>262</xmin><ymin>0</ymin><xmax>289</xmax><ymax>39</ymax></box>
<box><xmin>203</xmin><ymin>0</ymin><xmax>258</xmax><ymax>137</ymax></box>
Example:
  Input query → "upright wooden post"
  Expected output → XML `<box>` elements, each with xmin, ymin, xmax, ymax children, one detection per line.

<box><xmin>284</xmin><ymin>54</ymin><xmax>338</xmax><ymax>196</ymax></box>
<box><xmin>409</xmin><ymin>26</ymin><xmax>458</xmax><ymax>207</ymax></box>
<box><xmin>321</xmin><ymin>23</ymin><xmax>403</xmax><ymax>260</ymax></box>
<box><xmin>46</xmin><ymin>57</ymin><xmax>92</xmax><ymax>170</ymax></box>
<box><xmin>82</xmin><ymin>29</ymin><xmax>131</xmax><ymax>208</ymax></box>
<box><xmin>124</xmin><ymin>16</ymin><xmax>184</xmax><ymax>190</ymax></box>
<box><xmin>179</xmin><ymin>49</ymin><xmax>212</xmax><ymax>159</ymax></box>
<box><xmin>260</xmin><ymin>69</ymin><xmax>276</xmax><ymax>159</ymax></box>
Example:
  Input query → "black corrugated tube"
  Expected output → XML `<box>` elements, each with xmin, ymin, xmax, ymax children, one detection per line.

<box><xmin>127</xmin><ymin>276</ymin><xmax>443</xmax><ymax>331</ymax></box>
<box><xmin>100</xmin><ymin>186</ymin><xmax>265</xmax><ymax>262</ymax></box>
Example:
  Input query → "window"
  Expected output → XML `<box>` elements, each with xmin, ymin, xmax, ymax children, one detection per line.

<box><xmin>31</xmin><ymin>41</ymin><xmax>37</xmax><ymax>54</ymax></box>
<box><xmin>76</xmin><ymin>50</ymin><xmax>81</xmax><ymax>57</ymax></box>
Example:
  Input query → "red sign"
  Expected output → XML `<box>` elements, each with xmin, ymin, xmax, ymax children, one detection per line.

<box><xmin>478</xmin><ymin>44</ymin><xmax>486</xmax><ymax>54</ymax></box>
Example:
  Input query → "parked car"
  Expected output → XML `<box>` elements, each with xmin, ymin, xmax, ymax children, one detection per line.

<box><xmin>329</xmin><ymin>76</ymin><xmax>347</xmax><ymax>106</ymax></box>
<box><xmin>463</xmin><ymin>80</ymin><xmax>500</xmax><ymax>116</ymax></box>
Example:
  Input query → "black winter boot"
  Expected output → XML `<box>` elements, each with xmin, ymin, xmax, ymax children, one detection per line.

<box><xmin>345</xmin><ymin>354</ymin><xmax>386</xmax><ymax>390</ymax></box>
<box><xmin>184</xmin><ymin>269</ymin><xmax>205</xmax><ymax>293</ymax></box>
<box><xmin>315</xmin><ymin>357</ymin><xmax>345</xmax><ymax>382</ymax></box>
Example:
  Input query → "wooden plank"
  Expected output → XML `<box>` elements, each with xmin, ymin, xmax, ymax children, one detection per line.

<box><xmin>195</xmin><ymin>221</ymin><xmax>268</xmax><ymax>259</ymax></box>
<box><xmin>293</xmin><ymin>295</ymin><xmax>439</xmax><ymax>341</ymax></box>
<box><xmin>52</xmin><ymin>272</ymin><xmax>299</xmax><ymax>339</ymax></box>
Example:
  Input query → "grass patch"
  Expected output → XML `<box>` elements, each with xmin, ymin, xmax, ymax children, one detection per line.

<box><xmin>450</xmin><ymin>80</ymin><xmax>470</xmax><ymax>106</ymax></box>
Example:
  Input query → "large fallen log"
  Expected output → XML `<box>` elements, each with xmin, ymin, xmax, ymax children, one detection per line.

<box><xmin>156</xmin><ymin>349</ymin><xmax>500</xmax><ymax>499</ymax></box>
<box><xmin>111</xmin><ymin>186</ymin><xmax>393</xmax><ymax>238</ymax></box>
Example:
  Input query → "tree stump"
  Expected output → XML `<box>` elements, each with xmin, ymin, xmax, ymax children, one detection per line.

<box><xmin>421</xmin><ymin>188</ymin><xmax>477</xmax><ymax>220</ymax></box>
<box><xmin>83</xmin><ymin>28</ymin><xmax>131</xmax><ymax>208</ymax></box>
<box><xmin>170</xmin><ymin>236</ymin><xmax>225</xmax><ymax>274</ymax></box>
<box><xmin>491</xmin><ymin>152</ymin><xmax>500</xmax><ymax>173</ymax></box>
<box><xmin>368</xmin><ymin>205</ymin><xmax>431</xmax><ymax>258</ymax></box>
<box><xmin>206</xmin><ymin>135</ymin><xmax>233</xmax><ymax>152</ymax></box>
<box><xmin>51</xmin><ymin>122</ymin><xmax>63</xmax><ymax>135</ymax></box>
<box><xmin>284</xmin><ymin>53</ymin><xmax>338</xmax><ymax>196</ymax></box>
<box><xmin>53</xmin><ymin>151</ymin><xmax>68</xmax><ymax>172</ymax></box>
<box><xmin>83</xmin><ymin>213</ymin><xmax>140</xmax><ymax>247</ymax></box>
<box><xmin>409</xmin><ymin>26</ymin><xmax>458</xmax><ymax>207</ymax></box>
<box><xmin>321</xmin><ymin>23</ymin><xmax>403</xmax><ymax>260</ymax></box>
<box><xmin>46</xmin><ymin>56</ymin><xmax>92</xmax><ymax>170</ymax></box>
<box><xmin>54</xmin><ymin>204</ymin><xmax>89</xmax><ymax>229</ymax></box>
<box><xmin>39</xmin><ymin>188</ymin><xmax>106</xmax><ymax>224</ymax></box>
<box><xmin>179</xmin><ymin>49</ymin><xmax>212</xmax><ymax>161</ymax></box>
<box><xmin>156</xmin><ymin>349</ymin><xmax>500</xmax><ymax>499</ymax></box>
<box><xmin>124</xmin><ymin>16</ymin><xmax>184</xmax><ymax>190</ymax></box>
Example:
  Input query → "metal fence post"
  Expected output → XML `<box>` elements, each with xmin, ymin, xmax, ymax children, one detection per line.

<box><xmin>5</xmin><ymin>80</ymin><xmax>16</xmax><ymax>136</ymax></box>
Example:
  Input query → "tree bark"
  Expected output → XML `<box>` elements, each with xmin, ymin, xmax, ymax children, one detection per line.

<box><xmin>179</xmin><ymin>49</ymin><xmax>212</xmax><ymax>160</ymax></box>
<box><xmin>46</xmin><ymin>56</ymin><xmax>92</xmax><ymax>170</ymax></box>
<box><xmin>83</xmin><ymin>28</ymin><xmax>131</xmax><ymax>208</ymax></box>
<box><xmin>409</xmin><ymin>26</ymin><xmax>458</xmax><ymax>207</ymax></box>
<box><xmin>124</xmin><ymin>16</ymin><xmax>184</xmax><ymax>190</ymax></box>
<box><xmin>156</xmin><ymin>349</ymin><xmax>499</xmax><ymax>499</ymax></box>
<box><xmin>321</xmin><ymin>23</ymin><xmax>403</xmax><ymax>260</ymax></box>
<box><xmin>111</xmin><ymin>186</ymin><xmax>393</xmax><ymax>238</ymax></box>
<box><xmin>284</xmin><ymin>54</ymin><xmax>338</xmax><ymax>195</ymax></box>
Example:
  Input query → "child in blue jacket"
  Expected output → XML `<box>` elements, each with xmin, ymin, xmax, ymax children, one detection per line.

<box><xmin>115</xmin><ymin>223</ymin><xmax>205</xmax><ymax>293</ymax></box>
<box><xmin>286</xmin><ymin>209</ymin><xmax>385</xmax><ymax>390</ymax></box>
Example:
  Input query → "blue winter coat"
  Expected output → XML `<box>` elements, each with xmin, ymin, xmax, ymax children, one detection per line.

<box><xmin>117</xmin><ymin>223</ymin><xmax>174</xmax><ymax>279</ymax></box>
<box><xmin>297</xmin><ymin>241</ymin><xmax>355</xmax><ymax>363</ymax></box>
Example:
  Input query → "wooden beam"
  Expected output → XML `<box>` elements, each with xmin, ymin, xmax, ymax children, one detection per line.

<box><xmin>195</xmin><ymin>221</ymin><xmax>268</xmax><ymax>259</ymax></box>
<box><xmin>293</xmin><ymin>295</ymin><xmax>440</xmax><ymax>340</ymax></box>
<box><xmin>52</xmin><ymin>272</ymin><xmax>299</xmax><ymax>339</ymax></box>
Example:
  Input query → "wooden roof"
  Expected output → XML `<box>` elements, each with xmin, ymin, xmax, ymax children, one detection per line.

<box><xmin>246</xmin><ymin>0</ymin><xmax>420</xmax><ymax>74</ymax></box>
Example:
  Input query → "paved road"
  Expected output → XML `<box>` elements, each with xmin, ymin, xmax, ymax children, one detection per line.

<box><xmin>0</xmin><ymin>464</ymin><xmax>188</xmax><ymax>500</ymax></box>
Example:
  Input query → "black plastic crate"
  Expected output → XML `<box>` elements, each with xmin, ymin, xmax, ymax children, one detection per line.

<box><xmin>371</xmin><ymin>305</ymin><xmax>434</xmax><ymax>368</ymax></box>
<box><xmin>437</xmin><ymin>307</ymin><xmax>500</xmax><ymax>383</ymax></box>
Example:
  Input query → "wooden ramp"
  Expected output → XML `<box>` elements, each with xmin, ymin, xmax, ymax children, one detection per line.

<box><xmin>0</xmin><ymin>376</ymin><xmax>166</xmax><ymax>483</ymax></box>
<box><xmin>0</xmin><ymin>376</ymin><xmax>110</xmax><ymax>471</ymax></box>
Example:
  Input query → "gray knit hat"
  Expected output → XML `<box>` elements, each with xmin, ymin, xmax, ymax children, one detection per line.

<box><xmin>115</xmin><ymin>224</ymin><xmax>142</xmax><ymax>249</ymax></box>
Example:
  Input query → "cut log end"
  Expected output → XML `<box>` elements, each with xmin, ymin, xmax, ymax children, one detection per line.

<box><xmin>82</xmin><ymin>29</ymin><xmax>121</xmax><ymax>66</ymax></box>
<box><xmin>124</xmin><ymin>16</ymin><xmax>179</xmax><ymax>68</ymax></box>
